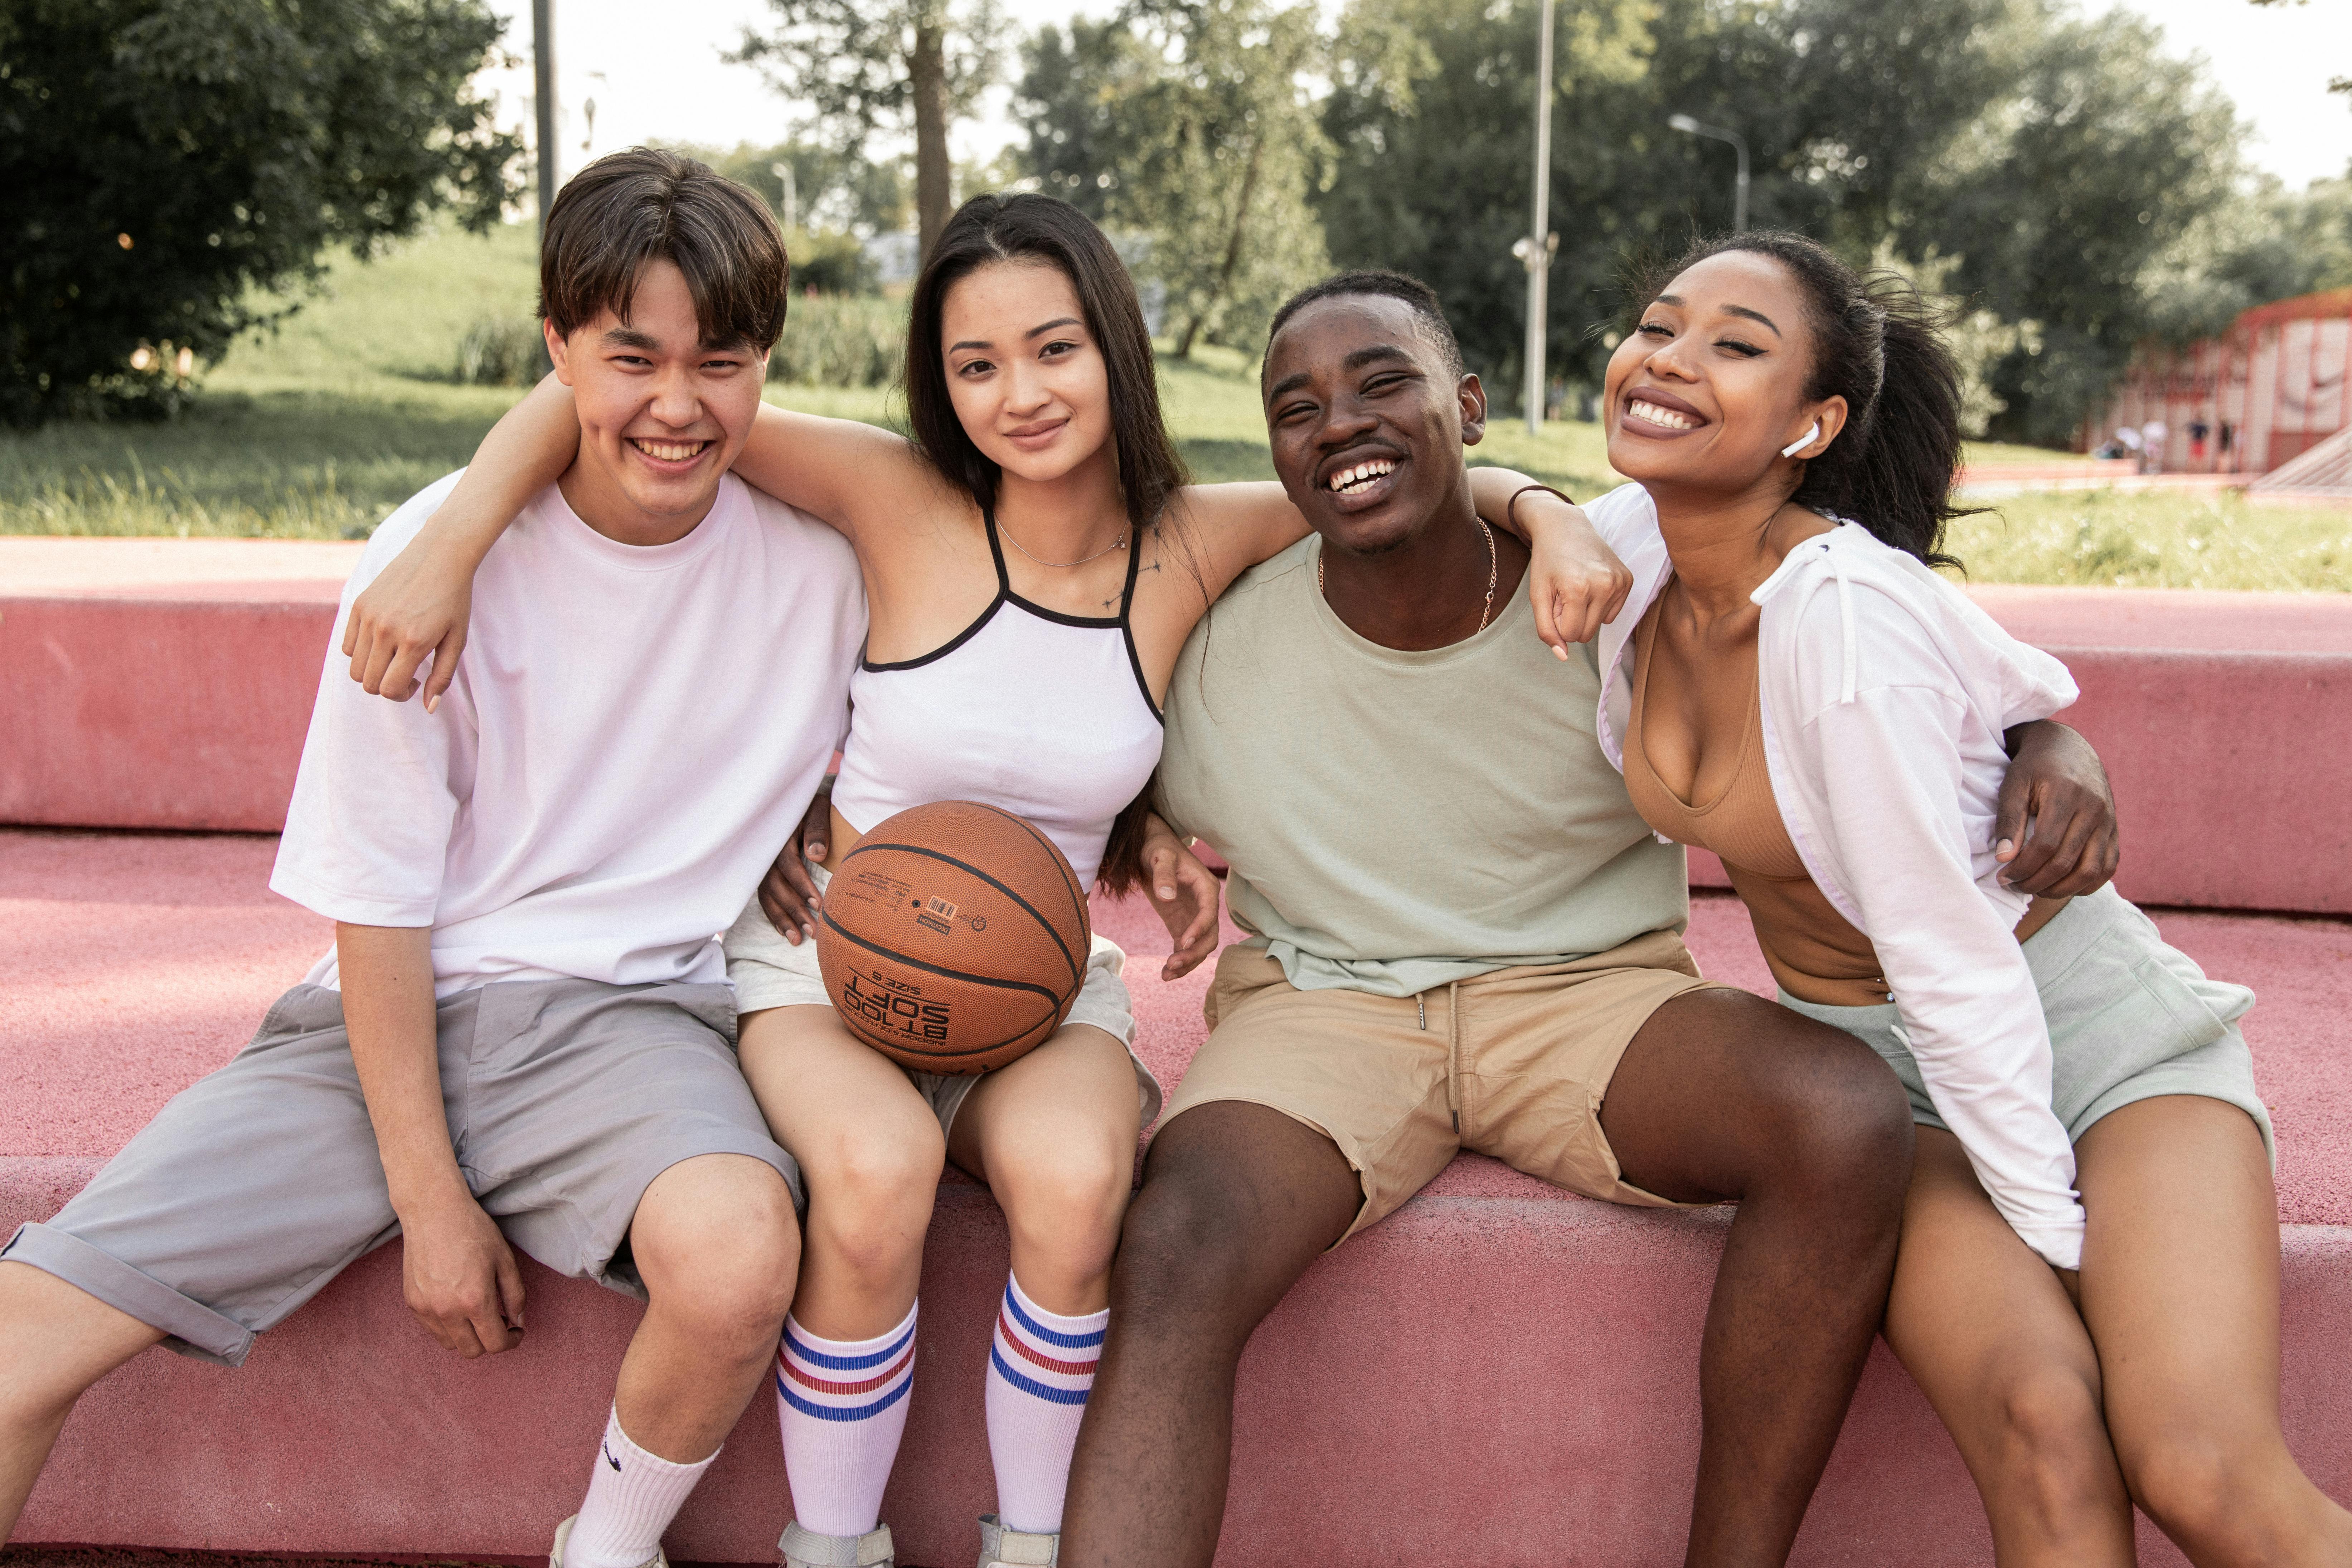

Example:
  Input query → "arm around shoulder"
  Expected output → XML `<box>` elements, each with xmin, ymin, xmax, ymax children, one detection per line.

<box><xmin>344</xmin><ymin>374</ymin><xmax>582</xmax><ymax>706</ymax></box>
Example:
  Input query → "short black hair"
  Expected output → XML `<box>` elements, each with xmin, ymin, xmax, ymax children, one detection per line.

<box><xmin>541</xmin><ymin>147</ymin><xmax>789</xmax><ymax>350</ymax></box>
<box><xmin>1265</xmin><ymin>270</ymin><xmax>1465</xmax><ymax>382</ymax></box>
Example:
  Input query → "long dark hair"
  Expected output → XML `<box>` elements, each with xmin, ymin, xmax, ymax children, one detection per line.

<box><xmin>903</xmin><ymin>194</ymin><xmax>1188</xmax><ymax>537</ymax></box>
<box><xmin>1633</xmin><ymin>230</ymin><xmax>1971</xmax><ymax>569</ymax></box>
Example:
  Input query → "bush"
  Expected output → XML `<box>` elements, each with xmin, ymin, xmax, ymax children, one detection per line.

<box><xmin>452</xmin><ymin>315</ymin><xmax>549</xmax><ymax>386</ymax></box>
<box><xmin>0</xmin><ymin>0</ymin><xmax>520</xmax><ymax>427</ymax></box>
<box><xmin>770</xmin><ymin>295</ymin><xmax>904</xmax><ymax>389</ymax></box>
<box><xmin>785</xmin><ymin>228</ymin><xmax>878</xmax><ymax>296</ymax></box>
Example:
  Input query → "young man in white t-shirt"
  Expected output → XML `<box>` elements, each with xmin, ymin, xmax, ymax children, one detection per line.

<box><xmin>0</xmin><ymin>150</ymin><xmax>865</xmax><ymax>1568</ymax></box>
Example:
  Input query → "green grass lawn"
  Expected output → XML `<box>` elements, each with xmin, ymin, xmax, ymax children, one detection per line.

<box><xmin>7</xmin><ymin>225</ymin><xmax>2348</xmax><ymax>590</ymax></box>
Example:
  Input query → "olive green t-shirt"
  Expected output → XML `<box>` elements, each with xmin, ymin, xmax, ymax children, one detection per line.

<box><xmin>1156</xmin><ymin>533</ymin><xmax>1687</xmax><ymax>996</ymax></box>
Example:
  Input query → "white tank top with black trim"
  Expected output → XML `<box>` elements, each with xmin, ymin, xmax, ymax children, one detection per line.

<box><xmin>829</xmin><ymin>510</ymin><xmax>1164</xmax><ymax>890</ymax></box>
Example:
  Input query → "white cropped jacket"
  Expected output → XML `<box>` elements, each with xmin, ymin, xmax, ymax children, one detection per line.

<box><xmin>1581</xmin><ymin>484</ymin><xmax>2088</xmax><ymax>1268</ymax></box>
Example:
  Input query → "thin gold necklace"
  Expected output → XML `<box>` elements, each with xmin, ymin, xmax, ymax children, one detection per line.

<box><xmin>1320</xmin><ymin>516</ymin><xmax>1499</xmax><ymax>631</ymax></box>
<box><xmin>999</xmin><ymin>515</ymin><xmax>1128</xmax><ymax>569</ymax></box>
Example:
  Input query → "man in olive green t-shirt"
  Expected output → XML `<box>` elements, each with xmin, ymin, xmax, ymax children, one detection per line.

<box><xmin>1058</xmin><ymin>272</ymin><xmax>2118</xmax><ymax>1568</ymax></box>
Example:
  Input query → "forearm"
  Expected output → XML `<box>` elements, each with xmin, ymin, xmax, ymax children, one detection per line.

<box><xmin>335</xmin><ymin>923</ymin><xmax>466</xmax><ymax>1214</ymax></box>
<box><xmin>424</xmin><ymin>374</ymin><xmax>580</xmax><ymax>567</ymax></box>
<box><xmin>1467</xmin><ymin>466</ymin><xmax>1568</xmax><ymax>542</ymax></box>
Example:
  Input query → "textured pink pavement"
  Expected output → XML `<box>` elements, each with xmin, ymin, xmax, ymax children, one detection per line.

<box><xmin>6</xmin><ymin>829</ymin><xmax>2348</xmax><ymax>1566</ymax></box>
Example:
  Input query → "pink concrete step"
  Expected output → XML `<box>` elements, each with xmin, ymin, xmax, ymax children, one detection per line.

<box><xmin>5</xmin><ymin>540</ymin><xmax>2347</xmax><ymax>912</ymax></box>
<box><xmin>6</xmin><ymin>830</ymin><xmax>2347</xmax><ymax>1567</ymax></box>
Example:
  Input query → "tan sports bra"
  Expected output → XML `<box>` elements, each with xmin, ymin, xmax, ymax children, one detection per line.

<box><xmin>1622</xmin><ymin>592</ymin><xmax>2061</xmax><ymax>1008</ymax></box>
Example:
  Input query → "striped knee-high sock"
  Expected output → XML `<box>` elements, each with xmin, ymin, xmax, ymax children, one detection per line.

<box><xmin>984</xmin><ymin>1276</ymin><xmax>1105</xmax><ymax>1534</ymax></box>
<box><xmin>775</xmin><ymin>1304</ymin><xmax>917</xmax><ymax>1538</ymax></box>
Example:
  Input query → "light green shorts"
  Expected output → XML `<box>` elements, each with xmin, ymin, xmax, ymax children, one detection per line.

<box><xmin>1777</xmin><ymin>885</ymin><xmax>2275</xmax><ymax>1162</ymax></box>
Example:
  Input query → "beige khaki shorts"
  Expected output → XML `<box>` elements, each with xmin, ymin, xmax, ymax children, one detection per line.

<box><xmin>1164</xmin><ymin>931</ymin><xmax>1721</xmax><ymax>1242</ymax></box>
<box><xmin>724</xmin><ymin>875</ymin><xmax>1162</xmax><ymax>1138</ymax></box>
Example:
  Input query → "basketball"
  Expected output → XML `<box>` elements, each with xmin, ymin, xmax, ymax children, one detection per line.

<box><xmin>815</xmin><ymin>800</ymin><xmax>1092</xmax><ymax>1074</ymax></box>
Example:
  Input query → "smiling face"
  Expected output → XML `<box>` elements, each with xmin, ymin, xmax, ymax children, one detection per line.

<box><xmin>939</xmin><ymin>259</ymin><xmax>1115</xmax><ymax>488</ymax></box>
<box><xmin>545</xmin><ymin>258</ymin><xmax>767</xmax><ymax>545</ymax></box>
<box><xmin>1261</xmin><ymin>294</ymin><xmax>1485</xmax><ymax>555</ymax></box>
<box><xmin>1603</xmin><ymin>249</ymin><xmax>1846</xmax><ymax>497</ymax></box>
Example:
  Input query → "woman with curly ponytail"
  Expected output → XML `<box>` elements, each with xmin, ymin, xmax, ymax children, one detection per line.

<box><xmin>1528</xmin><ymin>232</ymin><xmax>2349</xmax><ymax>1563</ymax></box>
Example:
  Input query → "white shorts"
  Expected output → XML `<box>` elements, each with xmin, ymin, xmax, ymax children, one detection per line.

<box><xmin>723</xmin><ymin>870</ymin><xmax>1163</xmax><ymax>1136</ymax></box>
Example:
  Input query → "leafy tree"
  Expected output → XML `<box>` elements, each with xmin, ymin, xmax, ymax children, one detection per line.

<box><xmin>0</xmin><ymin>0</ymin><xmax>520</xmax><ymax>427</ymax></box>
<box><xmin>1913</xmin><ymin>5</ymin><xmax>2246</xmax><ymax>441</ymax></box>
<box><xmin>1318</xmin><ymin>0</ymin><xmax>2015</xmax><ymax>412</ymax></box>
<box><xmin>1014</xmin><ymin>0</ymin><xmax>1332</xmax><ymax>356</ymax></box>
<box><xmin>730</xmin><ymin>0</ymin><xmax>1004</xmax><ymax>263</ymax></box>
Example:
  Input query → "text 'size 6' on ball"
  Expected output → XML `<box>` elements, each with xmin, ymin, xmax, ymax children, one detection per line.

<box><xmin>814</xmin><ymin>800</ymin><xmax>1092</xmax><ymax>1074</ymax></box>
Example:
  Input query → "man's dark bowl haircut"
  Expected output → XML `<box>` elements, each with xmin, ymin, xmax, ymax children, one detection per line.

<box><xmin>1264</xmin><ymin>270</ymin><xmax>1467</xmax><ymax>385</ymax></box>
<box><xmin>540</xmin><ymin>147</ymin><xmax>790</xmax><ymax>352</ymax></box>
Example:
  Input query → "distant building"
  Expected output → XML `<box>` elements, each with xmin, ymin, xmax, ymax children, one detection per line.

<box><xmin>2086</xmin><ymin>287</ymin><xmax>2351</xmax><ymax>475</ymax></box>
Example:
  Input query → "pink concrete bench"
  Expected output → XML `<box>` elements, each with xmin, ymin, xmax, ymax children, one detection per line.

<box><xmin>6</xmin><ymin>539</ymin><xmax>2347</xmax><ymax>913</ymax></box>
<box><xmin>6</xmin><ymin>830</ymin><xmax>2347</xmax><ymax>1567</ymax></box>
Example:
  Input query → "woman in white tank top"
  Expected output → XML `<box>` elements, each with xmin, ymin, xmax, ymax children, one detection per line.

<box><xmin>340</xmin><ymin>193</ymin><xmax>1626</xmax><ymax>1568</ymax></box>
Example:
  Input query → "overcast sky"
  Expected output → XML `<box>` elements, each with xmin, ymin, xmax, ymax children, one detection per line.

<box><xmin>477</xmin><ymin>0</ymin><xmax>2351</xmax><ymax>193</ymax></box>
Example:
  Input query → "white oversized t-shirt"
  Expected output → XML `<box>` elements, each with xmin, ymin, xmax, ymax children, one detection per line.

<box><xmin>271</xmin><ymin>470</ymin><xmax>864</xmax><ymax>997</ymax></box>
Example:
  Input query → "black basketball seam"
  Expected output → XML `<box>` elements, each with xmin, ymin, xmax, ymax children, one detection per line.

<box><xmin>836</xmin><ymin>839</ymin><xmax>1081</xmax><ymax>986</ymax></box>
<box><xmin>862</xmin><ymin>1008</ymin><xmax>1066</xmax><ymax>1063</ymax></box>
<box><xmin>819</xmin><ymin>909</ymin><xmax>1070</xmax><ymax>1005</ymax></box>
<box><xmin>972</xmin><ymin>803</ymin><xmax>1089</xmax><ymax>942</ymax></box>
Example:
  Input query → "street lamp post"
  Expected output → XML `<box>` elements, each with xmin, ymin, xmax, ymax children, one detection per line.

<box><xmin>534</xmin><ymin>0</ymin><xmax>558</xmax><ymax>232</ymax></box>
<box><xmin>1517</xmin><ymin>0</ymin><xmax>1558</xmax><ymax>435</ymax></box>
<box><xmin>1667</xmin><ymin>113</ymin><xmax>1748</xmax><ymax>233</ymax></box>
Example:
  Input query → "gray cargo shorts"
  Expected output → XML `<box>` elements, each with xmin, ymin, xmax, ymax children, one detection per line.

<box><xmin>0</xmin><ymin>977</ymin><xmax>801</xmax><ymax>1367</ymax></box>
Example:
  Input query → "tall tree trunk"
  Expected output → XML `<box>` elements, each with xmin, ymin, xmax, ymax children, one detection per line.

<box><xmin>1175</xmin><ymin>127</ymin><xmax>1267</xmax><ymax>359</ymax></box>
<box><xmin>910</xmin><ymin>7</ymin><xmax>951</xmax><ymax>264</ymax></box>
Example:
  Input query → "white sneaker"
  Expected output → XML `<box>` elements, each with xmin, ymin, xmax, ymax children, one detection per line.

<box><xmin>550</xmin><ymin>1515</ymin><xmax>670</xmax><ymax>1568</ymax></box>
<box><xmin>780</xmin><ymin>1519</ymin><xmax>895</xmax><ymax>1567</ymax></box>
<box><xmin>976</xmin><ymin>1514</ymin><xmax>1057</xmax><ymax>1567</ymax></box>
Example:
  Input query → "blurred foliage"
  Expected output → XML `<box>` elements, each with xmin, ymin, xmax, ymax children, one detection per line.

<box><xmin>670</xmin><ymin>138</ymin><xmax>913</xmax><ymax>241</ymax></box>
<box><xmin>451</xmin><ymin>315</ymin><xmax>549</xmax><ymax>387</ymax></box>
<box><xmin>1308</xmin><ymin>0</ymin><xmax>2347</xmax><ymax>444</ymax></box>
<box><xmin>727</xmin><ymin>0</ymin><xmax>1004</xmax><ymax>152</ymax></box>
<box><xmin>728</xmin><ymin>0</ymin><xmax>1005</xmax><ymax>253</ymax></box>
<box><xmin>1015</xmin><ymin>0</ymin><xmax>1332</xmax><ymax>356</ymax></box>
<box><xmin>769</xmin><ymin>295</ymin><xmax>905</xmax><ymax>387</ymax></box>
<box><xmin>0</xmin><ymin>0</ymin><xmax>523</xmax><ymax>427</ymax></box>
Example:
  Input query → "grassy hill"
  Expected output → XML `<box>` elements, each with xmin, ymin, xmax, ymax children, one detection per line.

<box><xmin>4</xmin><ymin>224</ymin><xmax>2346</xmax><ymax>591</ymax></box>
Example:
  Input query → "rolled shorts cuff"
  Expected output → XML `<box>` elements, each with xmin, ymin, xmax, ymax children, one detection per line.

<box><xmin>1</xmin><ymin>1222</ymin><xmax>254</xmax><ymax>1366</ymax></box>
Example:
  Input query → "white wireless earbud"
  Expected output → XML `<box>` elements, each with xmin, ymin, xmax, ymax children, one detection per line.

<box><xmin>1782</xmin><ymin>422</ymin><xmax>1821</xmax><ymax>459</ymax></box>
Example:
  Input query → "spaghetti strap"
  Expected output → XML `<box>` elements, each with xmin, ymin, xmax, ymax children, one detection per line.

<box><xmin>1116</xmin><ymin>522</ymin><xmax>1144</xmax><ymax>623</ymax></box>
<box><xmin>981</xmin><ymin>506</ymin><xmax>1013</xmax><ymax>595</ymax></box>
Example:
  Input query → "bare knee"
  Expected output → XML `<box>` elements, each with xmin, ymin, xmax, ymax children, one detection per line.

<box><xmin>2120</xmin><ymin>1429</ymin><xmax>2277</xmax><ymax>1557</ymax></box>
<box><xmin>800</xmin><ymin>1116</ymin><xmax>944</xmax><ymax>1283</ymax></box>
<box><xmin>633</xmin><ymin>1162</ymin><xmax>802</xmax><ymax>1355</ymax></box>
<box><xmin>1110</xmin><ymin>1167</ymin><xmax>1276</xmax><ymax>1347</ymax></box>
<box><xmin>994</xmin><ymin>1133</ymin><xmax>1132</xmax><ymax>1285</ymax></box>
<box><xmin>1981</xmin><ymin>1366</ymin><xmax>2120</xmax><ymax>1529</ymax></box>
<box><xmin>0</xmin><ymin>1261</ymin><xmax>168</xmax><ymax>1432</ymax></box>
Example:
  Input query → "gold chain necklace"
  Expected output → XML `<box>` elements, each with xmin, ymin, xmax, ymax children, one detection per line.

<box><xmin>1319</xmin><ymin>516</ymin><xmax>1498</xmax><ymax>631</ymax></box>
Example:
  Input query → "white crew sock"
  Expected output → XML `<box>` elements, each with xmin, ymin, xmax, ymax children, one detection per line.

<box><xmin>567</xmin><ymin>1406</ymin><xmax>718</xmax><ymax>1568</ymax></box>
<box><xmin>776</xmin><ymin>1302</ymin><xmax>919</xmax><ymax>1538</ymax></box>
<box><xmin>985</xmin><ymin>1275</ymin><xmax>1105</xmax><ymax>1534</ymax></box>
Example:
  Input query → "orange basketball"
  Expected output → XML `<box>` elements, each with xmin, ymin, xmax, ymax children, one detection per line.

<box><xmin>815</xmin><ymin>801</ymin><xmax>1092</xmax><ymax>1074</ymax></box>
